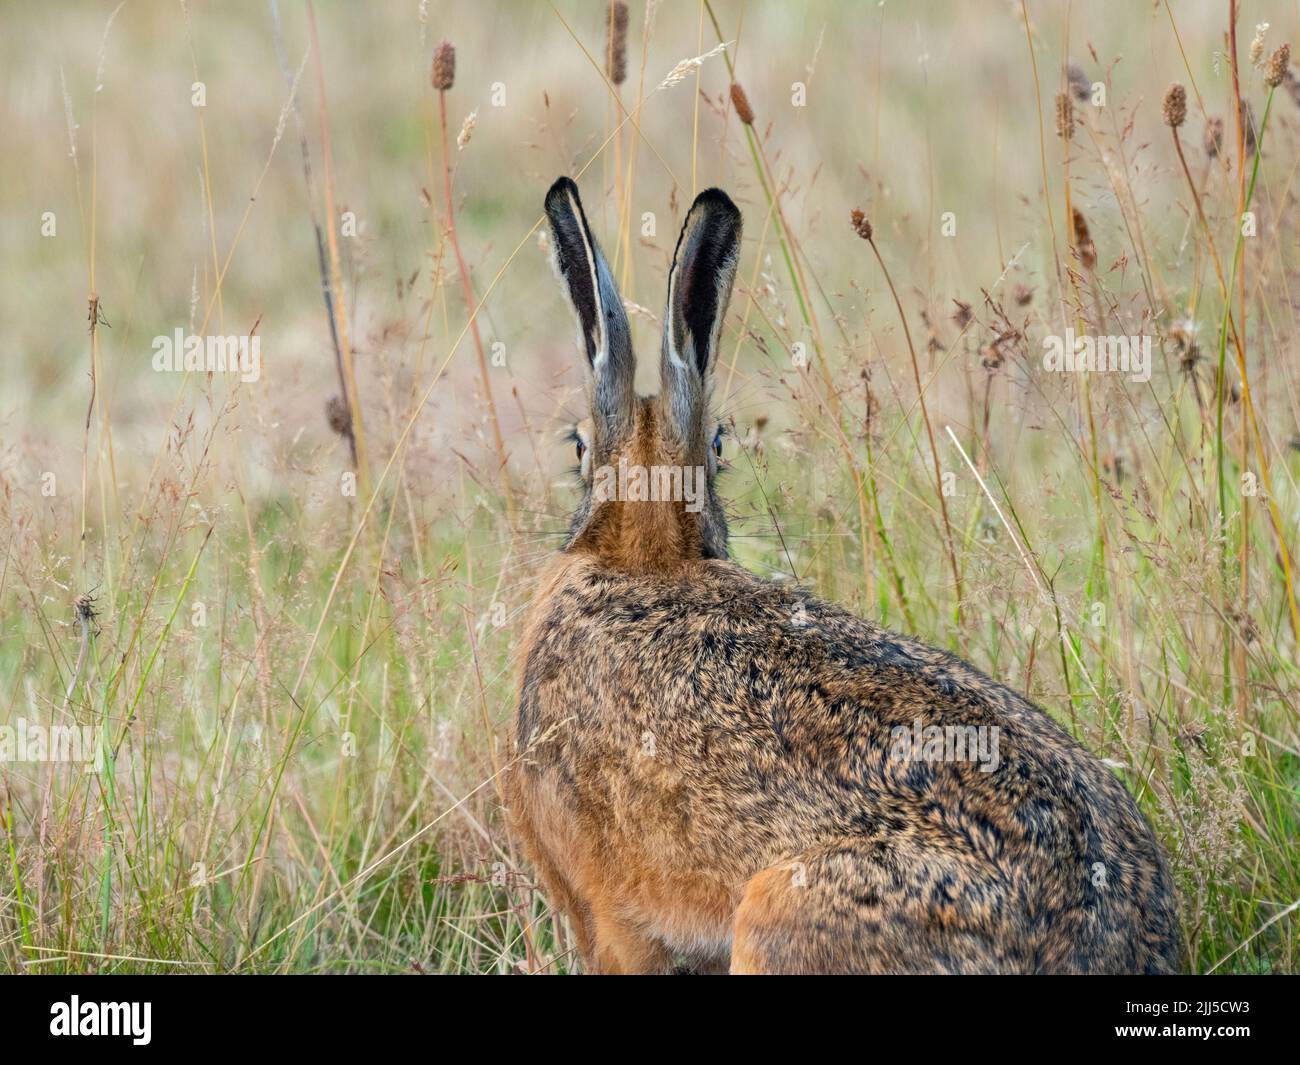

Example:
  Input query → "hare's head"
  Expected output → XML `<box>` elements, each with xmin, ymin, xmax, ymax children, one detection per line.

<box><xmin>544</xmin><ymin>176</ymin><xmax>742</xmax><ymax>573</ymax></box>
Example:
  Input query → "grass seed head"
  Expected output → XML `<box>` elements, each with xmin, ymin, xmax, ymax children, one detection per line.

<box><xmin>1265</xmin><ymin>44</ymin><xmax>1290</xmax><ymax>89</ymax></box>
<box><xmin>606</xmin><ymin>1</ymin><xmax>629</xmax><ymax>85</ymax></box>
<box><xmin>730</xmin><ymin>81</ymin><xmax>755</xmax><ymax>126</ymax></box>
<box><xmin>432</xmin><ymin>39</ymin><xmax>455</xmax><ymax>91</ymax></box>
<box><xmin>1055</xmin><ymin>91</ymin><xmax>1073</xmax><ymax>138</ymax></box>
<box><xmin>326</xmin><ymin>394</ymin><xmax>353</xmax><ymax>438</ymax></box>
<box><xmin>850</xmin><ymin>208</ymin><xmax>873</xmax><ymax>241</ymax></box>
<box><xmin>74</xmin><ymin>593</ymin><xmax>98</xmax><ymax>624</ymax></box>
<box><xmin>657</xmin><ymin>42</ymin><xmax>729</xmax><ymax>92</ymax></box>
<box><xmin>457</xmin><ymin>109</ymin><xmax>477</xmax><ymax>150</ymax></box>
<box><xmin>1162</xmin><ymin>82</ymin><xmax>1186</xmax><ymax>128</ymax></box>
<box><xmin>1251</xmin><ymin>22</ymin><xmax>1270</xmax><ymax>68</ymax></box>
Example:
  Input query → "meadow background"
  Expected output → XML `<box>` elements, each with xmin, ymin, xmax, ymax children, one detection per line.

<box><xmin>1</xmin><ymin>0</ymin><xmax>1298</xmax><ymax>973</ymax></box>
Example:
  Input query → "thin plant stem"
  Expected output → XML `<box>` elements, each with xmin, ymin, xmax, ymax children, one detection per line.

<box><xmin>437</xmin><ymin>88</ymin><xmax>515</xmax><ymax>516</ymax></box>
<box><xmin>868</xmin><ymin>237</ymin><xmax>965</xmax><ymax>619</ymax></box>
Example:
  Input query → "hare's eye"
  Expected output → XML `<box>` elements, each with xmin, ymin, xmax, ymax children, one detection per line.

<box><xmin>712</xmin><ymin>427</ymin><xmax>723</xmax><ymax>458</ymax></box>
<box><xmin>566</xmin><ymin>428</ymin><xmax>588</xmax><ymax>466</ymax></box>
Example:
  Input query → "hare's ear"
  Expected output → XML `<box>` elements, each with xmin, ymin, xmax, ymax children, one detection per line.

<box><xmin>544</xmin><ymin>176</ymin><xmax>635</xmax><ymax>431</ymax></box>
<box><xmin>661</xmin><ymin>188</ymin><xmax>742</xmax><ymax>440</ymax></box>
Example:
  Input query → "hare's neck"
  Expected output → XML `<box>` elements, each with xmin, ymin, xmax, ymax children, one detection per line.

<box><xmin>572</xmin><ymin>496</ymin><xmax>702</xmax><ymax>572</ymax></box>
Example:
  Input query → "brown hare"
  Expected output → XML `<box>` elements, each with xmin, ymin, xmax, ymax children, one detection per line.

<box><xmin>506</xmin><ymin>176</ymin><xmax>1182</xmax><ymax>974</ymax></box>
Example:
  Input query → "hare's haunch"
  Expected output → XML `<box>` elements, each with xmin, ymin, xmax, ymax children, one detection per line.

<box><xmin>506</xmin><ymin>177</ymin><xmax>1182</xmax><ymax>975</ymax></box>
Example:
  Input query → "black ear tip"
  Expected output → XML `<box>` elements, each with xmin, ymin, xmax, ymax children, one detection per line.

<box><xmin>545</xmin><ymin>176</ymin><xmax>581</xmax><ymax>216</ymax></box>
<box><xmin>691</xmin><ymin>187</ymin><xmax>741</xmax><ymax>222</ymax></box>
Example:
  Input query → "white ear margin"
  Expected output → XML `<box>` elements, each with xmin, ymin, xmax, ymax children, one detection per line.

<box><xmin>566</xmin><ymin>189</ymin><xmax>608</xmax><ymax>370</ymax></box>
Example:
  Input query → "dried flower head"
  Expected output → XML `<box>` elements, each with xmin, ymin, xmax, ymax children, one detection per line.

<box><xmin>1072</xmin><ymin>208</ymin><xmax>1097</xmax><ymax>271</ymax></box>
<box><xmin>951</xmin><ymin>299</ymin><xmax>973</xmax><ymax>330</ymax></box>
<box><xmin>1250</xmin><ymin>22</ymin><xmax>1270</xmax><ymax>68</ymax></box>
<box><xmin>1013</xmin><ymin>283</ymin><xmax>1034</xmax><ymax>307</ymax></box>
<box><xmin>457</xmin><ymin>109</ymin><xmax>477</xmax><ymax>151</ymax></box>
<box><xmin>1162</xmin><ymin>82</ymin><xmax>1187</xmax><ymax>128</ymax></box>
<box><xmin>1265</xmin><ymin>43</ymin><xmax>1290</xmax><ymax>89</ymax></box>
<box><xmin>74</xmin><ymin>593</ymin><xmax>99</xmax><ymax>625</ymax></box>
<box><xmin>1055</xmin><ymin>92</ymin><xmax>1073</xmax><ymax>139</ymax></box>
<box><xmin>850</xmin><ymin>208</ymin><xmax>873</xmax><ymax>242</ymax></box>
<box><xmin>606</xmin><ymin>1</ymin><xmax>629</xmax><ymax>86</ymax></box>
<box><xmin>656</xmin><ymin>42</ymin><xmax>729</xmax><ymax>92</ymax></box>
<box><xmin>326</xmin><ymin>395</ymin><xmax>353</xmax><ymax>438</ymax></box>
<box><xmin>1204</xmin><ymin>115</ymin><xmax>1224</xmax><ymax>158</ymax></box>
<box><xmin>730</xmin><ymin>81</ymin><xmax>755</xmax><ymax>126</ymax></box>
<box><xmin>431</xmin><ymin>40</ymin><xmax>455</xmax><ymax>91</ymax></box>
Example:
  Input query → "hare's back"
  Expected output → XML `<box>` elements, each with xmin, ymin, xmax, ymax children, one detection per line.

<box><xmin>514</xmin><ymin>555</ymin><xmax>1181</xmax><ymax>972</ymax></box>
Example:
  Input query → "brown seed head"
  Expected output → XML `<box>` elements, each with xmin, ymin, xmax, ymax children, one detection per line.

<box><xmin>730</xmin><ymin>82</ymin><xmax>755</xmax><ymax>126</ymax></box>
<box><xmin>1265</xmin><ymin>44</ymin><xmax>1291</xmax><ymax>89</ymax></box>
<box><xmin>850</xmin><ymin>209</ymin><xmax>873</xmax><ymax>242</ymax></box>
<box><xmin>1072</xmin><ymin>208</ymin><xmax>1097</xmax><ymax>271</ymax></box>
<box><xmin>74</xmin><ymin>593</ymin><xmax>98</xmax><ymax>624</ymax></box>
<box><xmin>1162</xmin><ymin>82</ymin><xmax>1186</xmax><ymax>128</ymax></box>
<box><xmin>1203</xmin><ymin>116</ymin><xmax>1224</xmax><ymax>158</ymax></box>
<box><xmin>1055</xmin><ymin>92</ymin><xmax>1073</xmax><ymax>139</ymax></box>
<box><xmin>606</xmin><ymin>1</ymin><xmax>629</xmax><ymax>85</ymax></box>
<box><xmin>326</xmin><ymin>395</ymin><xmax>353</xmax><ymax>438</ymax></box>
<box><xmin>432</xmin><ymin>40</ymin><xmax>455</xmax><ymax>92</ymax></box>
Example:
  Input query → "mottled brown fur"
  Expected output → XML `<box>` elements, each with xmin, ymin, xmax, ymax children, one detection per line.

<box><xmin>506</xmin><ymin>178</ymin><xmax>1182</xmax><ymax>974</ymax></box>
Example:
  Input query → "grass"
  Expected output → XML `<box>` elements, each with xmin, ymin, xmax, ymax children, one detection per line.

<box><xmin>0</xmin><ymin>0</ymin><xmax>1298</xmax><ymax>974</ymax></box>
